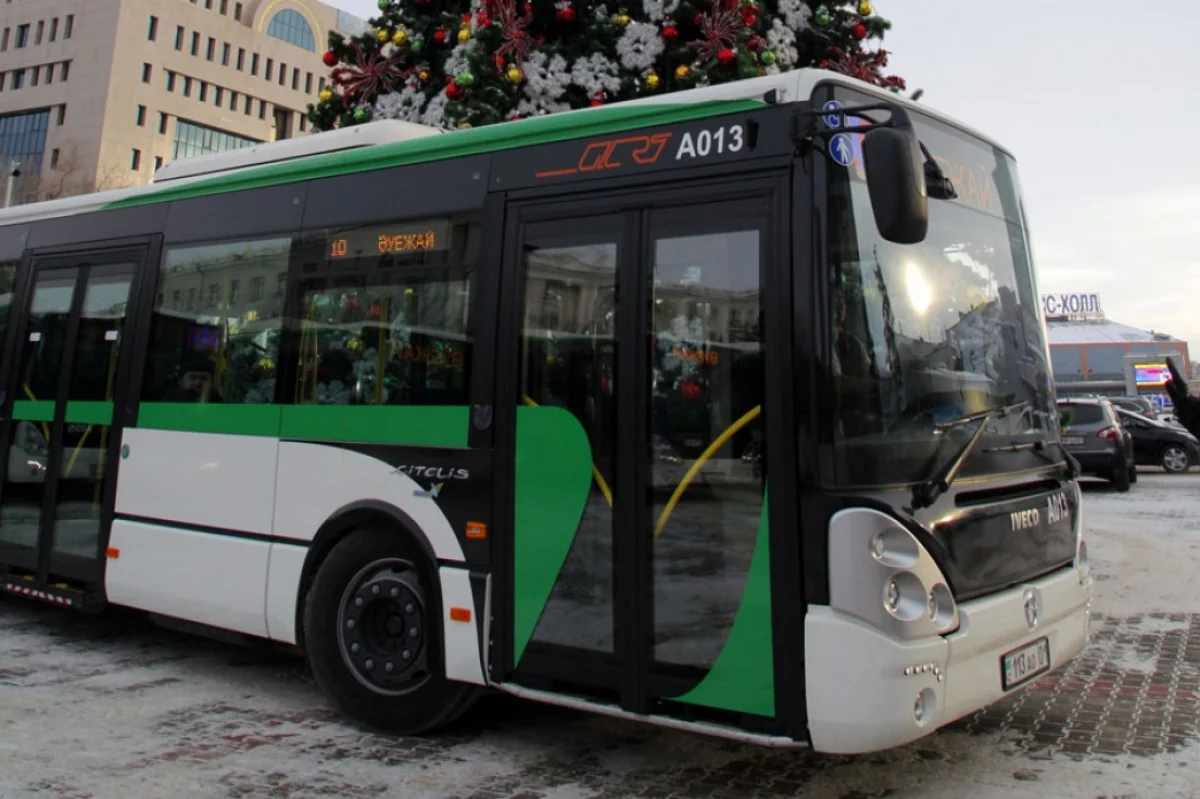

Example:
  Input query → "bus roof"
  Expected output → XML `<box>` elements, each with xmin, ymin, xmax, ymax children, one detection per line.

<box><xmin>0</xmin><ymin>68</ymin><xmax>1010</xmax><ymax>229</ymax></box>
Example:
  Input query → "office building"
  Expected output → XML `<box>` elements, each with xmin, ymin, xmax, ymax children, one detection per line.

<box><xmin>0</xmin><ymin>0</ymin><xmax>369</xmax><ymax>205</ymax></box>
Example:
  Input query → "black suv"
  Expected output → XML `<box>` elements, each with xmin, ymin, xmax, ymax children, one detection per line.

<box><xmin>1057</xmin><ymin>397</ymin><xmax>1136</xmax><ymax>490</ymax></box>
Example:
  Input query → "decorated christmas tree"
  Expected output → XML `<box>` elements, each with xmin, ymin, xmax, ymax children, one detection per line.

<box><xmin>307</xmin><ymin>1</ymin><xmax>910</xmax><ymax>132</ymax></box>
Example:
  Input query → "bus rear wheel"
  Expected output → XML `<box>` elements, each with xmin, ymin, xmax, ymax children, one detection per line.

<box><xmin>304</xmin><ymin>526</ymin><xmax>479</xmax><ymax>734</ymax></box>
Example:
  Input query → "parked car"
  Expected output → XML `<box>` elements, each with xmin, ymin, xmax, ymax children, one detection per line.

<box><xmin>1109</xmin><ymin>395</ymin><xmax>1158</xmax><ymax>420</ymax></box>
<box><xmin>1057</xmin><ymin>397</ymin><xmax>1135</xmax><ymax>490</ymax></box>
<box><xmin>1114</xmin><ymin>407</ymin><xmax>1200</xmax><ymax>474</ymax></box>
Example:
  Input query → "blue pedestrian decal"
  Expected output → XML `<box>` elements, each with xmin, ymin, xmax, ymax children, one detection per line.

<box><xmin>822</xmin><ymin>100</ymin><xmax>843</xmax><ymax>128</ymax></box>
<box><xmin>829</xmin><ymin>133</ymin><xmax>854</xmax><ymax>167</ymax></box>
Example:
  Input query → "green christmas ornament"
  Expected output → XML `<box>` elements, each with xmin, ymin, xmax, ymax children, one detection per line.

<box><xmin>354</xmin><ymin>106</ymin><xmax>370</xmax><ymax>123</ymax></box>
<box><xmin>455</xmin><ymin>70</ymin><xmax>475</xmax><ymax>86</ymax></box>
<box><xmin>815</xmin><ymin>5</ymin><xmax>832</xmax><ymax>26</ymax></box>
<box><xmin>760</xmin><ymin>50</ymin><xmax>776</xmax><ymax>66</ymax></box>
<box><xmin>411</xmin><ymin>39</ymin><xmax>423</xmax><ymax>55</ymax></box>
<box><xmin>377</xmin><ymin>0</ymin><xmax>390</xmax><ymax>9</ymax></box>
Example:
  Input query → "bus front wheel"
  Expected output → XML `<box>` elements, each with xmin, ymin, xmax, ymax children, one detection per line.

<box><xmin>303</xmin><ymin>526</ymin><xmax>479</xmax><ymax>734</ymax></box>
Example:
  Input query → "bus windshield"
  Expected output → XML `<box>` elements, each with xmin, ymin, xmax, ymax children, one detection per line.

<box><xmin>823</xmin><ymin>92</ymin><xmax>1056</xmax><ymax>487</ymax></box>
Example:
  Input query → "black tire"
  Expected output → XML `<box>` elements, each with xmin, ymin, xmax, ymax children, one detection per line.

<box><xmin>1161</xmin><ymin>444</ymin><xmax>1191</xmax><ymax>474</ymax></box>
<box><xmin>1112</xmin><ymin>465</ymin><xmax>1131</xmax><ymax>492</ymax></box>
<box><xmin>304</xmin><ymin>526</ymin><xmax>480</xmax><ymax>734</ymax></box>
<box><xmin>1129</xmin><ymin>465</ymin><xmax>1138</xmax><ymax>483</ymax></box>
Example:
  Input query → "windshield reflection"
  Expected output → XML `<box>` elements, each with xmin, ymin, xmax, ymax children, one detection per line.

<box><xmin>824</xmin><ymin>91</ymin><xmax>1056</xmax><ymax>487</ymax></box>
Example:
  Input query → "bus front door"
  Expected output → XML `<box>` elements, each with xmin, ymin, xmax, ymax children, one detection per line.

<box><xmin>0</xmin><ymin>247</ymin><xmax>149</xmax><ymax>606</ymax></box>
<box><xmin>500</xmin><ymin>183</ymin><xmax>782</xmax><ymax>729</ymax></box>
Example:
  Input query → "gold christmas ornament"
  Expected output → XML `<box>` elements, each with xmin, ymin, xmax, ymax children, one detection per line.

<box><xmin>645</xmin><ymin>72</ymin><xmax>660</xmax><ymax>89</ymax></box>
<box><xmin>858</xmin><ymin>1</ymin><xmax>873</xmax><ymax>15</ymax></box>
<box><xmin>506</xmin><ymin>65</ymin><xmax>523</xmax><ymax>84</ymax></box>
<box><xmin>319</xmin><ymin>87</ymin><xmax>334</xmax><ymax>103</ymax></box>
<box><xmin>458</xmin><ymin>27</ymin><xmax>471</xmax><ymax>43</ymax></box>
<box><xmin>614</xmin><ymin>8</ymin><xmax>631</xmax><ymax>25</ymax></box>
<box><xmin>392</xmin><ymin>29</ymin><xmax>408</xmax><ymax>46</ymax></box>
<box><xmin>418</xmin><ymin>69</ymin><xmax>430</xmax><ymax>82</ymax></box>
<box><xmin>376</xmin><ymin>28</ymin><xmax>391</xmax><ymax>42</ymax></box>
<box><xmin>674</xmin><ymin>64</ymin><xmax>691</xmax><ymax>78</ymax></box>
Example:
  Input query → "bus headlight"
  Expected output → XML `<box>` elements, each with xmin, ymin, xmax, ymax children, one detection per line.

<box><xmin>829</xmin><ymin>508</ymin><xmax>960</xmax><ymax>639</ymax></box>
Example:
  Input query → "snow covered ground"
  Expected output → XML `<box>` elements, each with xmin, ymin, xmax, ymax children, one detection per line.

<box><xmin>1</xmin><ymin>471</ymin><xmax>1198</xmax><ymax>799</ymax></box>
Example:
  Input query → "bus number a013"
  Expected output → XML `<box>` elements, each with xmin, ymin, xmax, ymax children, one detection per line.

<box><xmin>675</xmin><ymin>124</ymin><xmax>746</xmax><ymax>161</ymax></box>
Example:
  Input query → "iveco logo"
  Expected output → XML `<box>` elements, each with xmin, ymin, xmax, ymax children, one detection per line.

<box><xmin>1023</xmin><ymin>588</ymin><xmax>1040</xmax><ymax>630</ymax></box>
<box><xmin>1010</xmin><ymin>507</ymin><xmax>1041</xmax><ymax>532</ymax></box>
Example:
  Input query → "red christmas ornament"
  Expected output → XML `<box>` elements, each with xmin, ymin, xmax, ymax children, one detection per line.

<box><xmin>556</xmin><ymin>6</ymin><xmax>575</xmax><ymax>22</ymax></box>
<box><xmin>494</xmin><ymin>54</ymin><xmax>506</xmax><ymax>68</ymax></box>
<box><xmin>478</xmin><ymin>14</ymin><xmax>492</xmax><ymax>26</ymax></box>
<box><xmin>662</xmin><ymin>24</ymin><xmax>678</xmax><ymax>41</ymax></box>
<box><xmin>433</xmin><ymin>28</ymin><xmax>447</xmax><ymax>44</ymax></box>
<box><xmin>461</xmin><ymin>13</ymin><xmax>472</xmax><ymax>23</ymax></box>
<box><xmin>741</xmin><ymin>3</ymin><xmax>760</xmax><ymax>25</ymax></box>
<box><xmin>852</xmin><ymin>23</ymin><xmax>868</xmax><ymax>39</ymax></box>
<box><xmin>590</xmin><ymin>92</ymin><xmax>605</xmax><ymax>107</ymax></box>
<box><xmin>717</xmin><ymin>48</ymin><xmax>736</xmax><ymax>65</ymax></box>
<box><xmin>322</xmin><ymin>50</ymin><xmax>338</xmax><ymax>67</ymax></box>
<box><xmin>747</xmin><ymin>34</ymin><xmax>762</xmax><ymax>51</ymax></box>
<box><xmin>446</xmin><ymin>81</ymin><xmax>465</xmax><ymax>100</ymax></box>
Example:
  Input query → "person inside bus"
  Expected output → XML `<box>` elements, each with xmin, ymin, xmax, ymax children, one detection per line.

<box><xmin>831</xmin><ymin>285</ymin><xmax>878</xmax><ymax>436</ymax></box>
<box><xmin>163</xmin><ymin>353</ymin><xmax>224</xmax><ymax>403</ymax></box>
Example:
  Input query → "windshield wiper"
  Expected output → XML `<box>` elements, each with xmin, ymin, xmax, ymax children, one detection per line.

<box><xmin>911</xmin><ymin>401</ymin><xmax>1030</xmax><ymax>509</ymax></box>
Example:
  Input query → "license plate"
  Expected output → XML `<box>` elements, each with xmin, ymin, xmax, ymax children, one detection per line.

<box><xmin>1001</xmin><ymin>637</ymin><xmax>1050</xmax><ymax>690</ymax></box>
<box><xmin>1062</xmin><ymin>436</ymin><xmax>1084</xmax><ymax>445</ymax></box>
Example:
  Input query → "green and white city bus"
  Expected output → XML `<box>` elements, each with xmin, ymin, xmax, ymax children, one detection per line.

<box><xmin>0</xmin><ymin>68</ymin><xmax>1092</xmax><ymax>753</ymax></box>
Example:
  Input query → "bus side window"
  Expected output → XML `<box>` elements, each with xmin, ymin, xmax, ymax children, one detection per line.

<box><xmin>141</xmin><ymin>237</ymin><xmax>291</xmax><ymax>405</ymax></box>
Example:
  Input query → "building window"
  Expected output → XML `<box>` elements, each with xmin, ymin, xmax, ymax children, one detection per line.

<box><xmin>166</xmin><ymin>71</ymin><xmax>176</xmax><ymax>92</ymax></box>
<box><xmin>250</xmin><ymin>53</ymin><xmax>259</xmax><ymax>76</ymax></box>
<box><xmin>213</xmin><ymin>87</ymin><xmax>222</xmax><ymax>106</ymax></box>
<box><xmin>64</xmin><ymin>15</ymin><xmax>73</xmax><ymax>39</ymax></box>
<box><xmin>49</xmin><ymin>18</ymin><xmax>57</xmax><ymax>42</ymax></box>
<box><xmin>175</xmin><ymin>26</ymin><xmax>183</xmax><ymax>50</ymax></box>
<box><xmin>154</xmin><ymin>155</ymin><xmax>163</xmax><ymax>172</ymax></box>
<box><xmin>10</xmin><ymin>70</ymin><xmax>23</xmax><ymax>90</ymax></box>
<box><xmin>198</xmin><ymin>82</ymin><xmax>207</xmax><ymax>102</ymax></box>
<box><xmin>50</xmin><ymin>148</ymin><xmax>59</xmax><ymax>168</ymax></box>
<box><xmin>35</xmin><ymin>21</ymin><xmax>43</xmax><ymax>46</ymax></box>
<box><xmin>29</xmin><ymin>67</ymin><xmax>38</xmax><ymax>88</ymax></box>
<box><xmin>265</xmin><ymin>58</ymin><xmax>273</xmax><ymax>81</ymax></box>
<box><xmin>258</xmin><ymin>100</ymin><xmax>266</xmax><ymax>120</ymax></box>
<box><xmin>171</xmin><ymin>118</ymin><xmax>259</xmax><ymax>161</ymax></box>
<box><xmin>299</xmin><ymin>115</ymin><xmax>307</xmax><ymax>133</ymax></box>
<box><xmin>183</xmin><ymin>76</ymin><xmax>192</xmax><ymax>97</ymax></box>
<box><xmin>0</xmin><ymin>110</ymin><xmax>52</xmax><ymax>193</ymax></box>
<box><xmin>0</xmin><ymin>73</ymin><xmax>6</xmax><ymax>92</ymax></box>
<box><xmin>1</xmin><ymin>28</ymin><xmax>9</xmax><ymax>51</ymax></box>
<box><xmin>266</xmin><ymin>9</ymin><xmax>316</xmax><ymax>52</ymax></box>
<box><xmin>243</xmin><ymin>95</ymin><xmax>251</xmax><ymax>115</ymax></box>
<box><xmin>136</xmin><ymin>105</ymin><xmax>146</xmax><ymax>126</ymax></box>
<box><xmin>142</xmin><ymin>63</ymin><xmax>152</xmax><ymax>83</ymax></box>
<box><xmin>221</xmin><ymin>43</ymin><xmax>230</xmax><ymax>66</ymax></box>
<box><xmin>235</xmin><ymin>4</ymin><xmax>244</xmax><ymax>22</ymax></box>
<box><xmin>236</xmin><ymin>48</ymin><xmax>245</xmax><ymax>71</ymax></box>
<box><xmin>305</xmin><ymin>72</ymin><xmax>313</xmax><ymax>94</ymax></box>
<box><xmin>220</xmin><ymin>0</ymin><xmax>229</xmax><ymax>15</ymax></box>
<box><xmin>131</xmin><ymin>149</ymin><xmax>142</xmax><ymax>170</ymax></box>
<box><xmin>57</xmin><ymin>105</ymin><xmax>65</xmax><ymax>125</ymax></box>
<box><xmin>279</xmin><ymin>63</ymin><xmax>288</xmax><ymax>87</ymax></box>
<box><xmin>206</xmin><ymin>38</ymin><xmax>215</xmax><ymax>61</ymax></box>
<box><xmin>205</xmin><ymin>0</ymin><xmax>213</xmax><ymax>9</ymax></box>
<box><xmin>190</xmin><ymin>32</ymin><xmax>199</xmax><ymax>56</ymax></box>
<box><xmin>159</xmin><ymin>113</ymin><xmax>168</xmax><ymax>134</ymax></box>
<box><xmin>16</xmin><ymin>24</ymin><xmax>29</xmax><ymax>48</ymax></box>
<box><xmin>228</xmin><ymin>90</ymin><xmax>237</xmax><ymax>111</ymax></box>
<box><xmin>60</xmin><ymin>62</ymin><xmax>69</xmax><ymax>82</ymax></box>
<box><xmin>148</xmin><ymin>16</ymin><xmax>158</xmax><ymax>41</ymax></box>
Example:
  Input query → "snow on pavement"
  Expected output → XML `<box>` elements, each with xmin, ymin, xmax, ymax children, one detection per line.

<box><xmin>0</xmin><ymin>472</ymin><xmax>1198</xmax><ymax>799</ymax></box>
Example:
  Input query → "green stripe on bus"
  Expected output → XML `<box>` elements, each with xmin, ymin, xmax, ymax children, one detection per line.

<box><xmin>279</xmin><ymin>405</ymin><xmax>468</xmax><ymax>448</ymax></box>
<box><xmin>672</xmin><ymin>488</ymin><xmax>774</xmax><ymax>717</ymax></box>
<box><xmin>65</xmin><ymin>401</ymin><xmax>114</xmax><ymax>426</ymax></box>
<box><xmin>137</xmin><ymin>403</ymin><xmax>284</xmax><ymax>436</ymax></box>
<box><xmin>12</xmin><ymin>400</ymin><xmax>55</xmax><ymax>422</ymax></box>
<box><xmin>103</xmin><ymin>99</ymin><xmax>764</xmax><ymax>210</ymax></box>
<box><xmin>134</xmin><ymin>403</ymin><xmax>470</xmax><ymax>448</ymax></box>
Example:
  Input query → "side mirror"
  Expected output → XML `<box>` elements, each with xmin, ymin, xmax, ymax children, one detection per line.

<box><xmin>863</xmin><ymin>125</ymin><xmax>928</xmax><ymax>244</ymax></box>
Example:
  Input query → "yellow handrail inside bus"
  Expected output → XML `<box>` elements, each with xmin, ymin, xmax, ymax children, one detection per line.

<box><xmin>519</xmin><ymin>395</ymin><xmax>763</xmax><ymax>538</ymax></box>
<box><xmin>653</xmin><ymin>405</ymin><xmax>761</xmax><ymax>537</ymax></box>
<box><xmin>21</xmin><ymin>382</ymin><xmax>50</xmax><ymax>440</ymax></box>
<box><xmin>520</xmin><ymin>395</ymin><xmax>614</xmax><ymax>507</ymax></box>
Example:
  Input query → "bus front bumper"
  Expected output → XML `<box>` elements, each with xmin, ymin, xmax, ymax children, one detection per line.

<box><xmin>803</xmin><ymin>565</ymin><xmax>1092</xmax><ymax>754</ymax></box>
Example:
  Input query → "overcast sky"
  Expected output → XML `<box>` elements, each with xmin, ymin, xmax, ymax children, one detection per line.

<box><xmin>329</xmin><ymin>0</ymin><xmax>1200</xmax><ymax>350</ymax></box>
